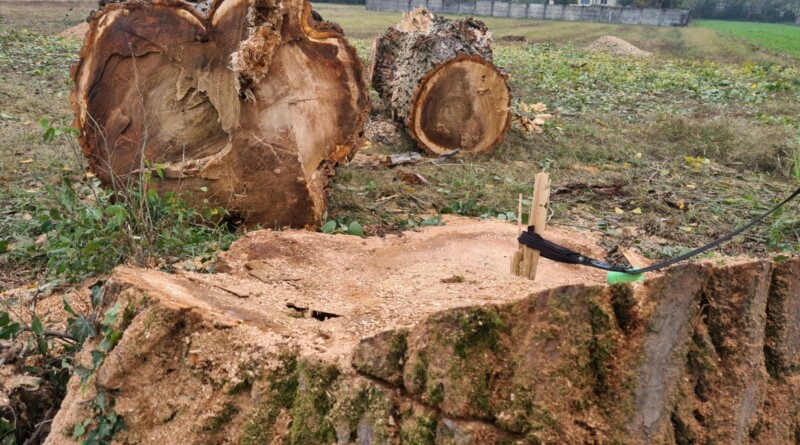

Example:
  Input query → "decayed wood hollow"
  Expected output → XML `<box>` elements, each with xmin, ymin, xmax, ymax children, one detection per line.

<box><xmin>72</xmin><ymin>0</ymin><xmax>369</xmax><ymax>228</ymax></box>
<box><xmin>371</xmin><ymin>9</ymin><xmax>510</xmax><ymax>155</ymax></box>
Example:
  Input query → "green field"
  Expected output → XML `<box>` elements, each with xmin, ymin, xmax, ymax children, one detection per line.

<box><xmin>317</xmin><ymin>4</ymin><xmax>799</xmax><ymax>65</ymax></box>
<box><xmin>696</xmin><ymin>19</ymin><xmax>800</xmax><ymax>59</ymax></box>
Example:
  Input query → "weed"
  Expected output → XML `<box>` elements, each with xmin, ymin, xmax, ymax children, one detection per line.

<box><xmin>1</xmin><ymin>119</ymin><xmax>237</xmax><ymax>284</ymax></box>
<box><xmin>320</xmin><ymin>212</ymin><xmax>365</xmax><ymax>236</ymax></box>
<box><xmin>0</xmin><ymin>282</ymin><xmax>127</xmax><ymax>444</ymax></box>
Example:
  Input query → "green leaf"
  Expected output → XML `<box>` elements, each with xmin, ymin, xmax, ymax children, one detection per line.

<box><xmin>91</xmin><ymin>350</ymin><xmax>105</xmax><ymax>369</ymax></box>
<box><xmin>0</xmin><ymin>417</ymin><xmax>13</xmax><ymax>435</ymax></box>
<box><xmin>98</xmin><ymin>330</ymin><xmax>122</xmax><ymax>352</ymax></box>
<box><xmin>0</xmin><ymin>322</ymin><xmax>20</xmax><ymax>340</ymax></box>
<box><xmin>96</xmin><ymin>391</ymin><xmax>108</xmax><ymax>412</ymax></box>
<box><xmin>68</xmin><ymin>316</ymin><xmax>96</xmax><ymax>344</ymax></box>
<box><xmin>320</xmin><ymin>220</ymin><xmax>337</xmax><ymax>234</ymax></box>
<box><xmin>346</xmin><ymin>221</ymin><xmax>363</xmax><ymax>237</ymax></box>
<box><xmin>63</xmin><ymin>296</ymin><xmax>77</xmax><ymax>316</ymax></box>
<box><xmin>90</xmin><ymin>282</ymin><xmax>104</xmax><ymax>309</ymax></box>
<box><xmin>101</xmin><ymin>302</ymin><xmax>121</xmax><ymax>328</ymax></box>
<box><xmin>31</xmin><ymin>315</ymin><xmax>44</xmax><ymax>337</ymax></box>
<box><xmin>75</xmin><ymin>365</ymin><xmax>93</xmax><ymax>385</ymax></box>
<box><xmin>72</xmin><ymin>418</ymin><xmax>90</xmax><ymax>439</ymax></box>
<box><xmin>0</xmin><ymin>240</ymin><xmax>7</xmax><ymax>254</ymax></box>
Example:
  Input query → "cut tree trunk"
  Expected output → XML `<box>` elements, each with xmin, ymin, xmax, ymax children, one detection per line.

<box><xmin>43</xmin><ymin>219</ymin><xmax>800</xmax><ymax>444</ymax></box>
<box><xmin>72</xmin><ymin>0</ymin><xmax>369</xmax><ymax>228</ymax></box>
<box><xmin>371</xmin><ymin>9</ymin><xmax>510</xmax><ymax>156</ymax></box>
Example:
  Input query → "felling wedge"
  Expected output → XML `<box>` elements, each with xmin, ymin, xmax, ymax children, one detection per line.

<box><xmin>370</xmin><ymin>8</ymin><xmax>511</xmax><ymax>155</ymax></box>
<box><xmin>71</xmin><ymin>0</ymin><xmax>369</xmax><ymax>228</ymax></box>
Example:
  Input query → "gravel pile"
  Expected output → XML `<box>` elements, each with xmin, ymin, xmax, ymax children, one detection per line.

<box><xmin>587</xmin><ymin>35</ymin><xmax>652</xmax><ymax>58</ymax></box>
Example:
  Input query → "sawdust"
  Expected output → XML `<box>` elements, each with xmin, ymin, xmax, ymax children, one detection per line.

<box><xmin>58</xmin><ymin>22</ymin><xmax>88</xmax><ymax>39</ymax></box>
<box><xmin>192</xmin><ymin>216</ymin><xmax>611</xmax><ymax>365</ymax></box>
<box><xmin>587</xmin><ymin>35</ymin><xmax>652</xmax><ymax>58</ymax></box>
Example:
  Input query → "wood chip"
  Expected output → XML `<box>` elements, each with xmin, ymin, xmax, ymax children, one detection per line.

<box><xmin>245</xmin><ymin>260</ymin><xmax>301</xmax><ymax>284</ymax></box>
<box><xmin>396</xmin><ymin>170</ymin><xmax>428</xmax><ymax>185</ymax></box>
<box><xmin>620</xmin><ymin>247</ymin><xmax>652</xmax><ymax>269</ymax></box>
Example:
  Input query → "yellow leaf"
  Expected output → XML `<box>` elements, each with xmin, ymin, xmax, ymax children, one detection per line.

<box><xmin>677</xmin><ymin>200</ymin><xmax>685</xmax><ymax>210</ymax></box>
<box><xmin>19</xmin><ymin>159</ymin><xmax>33</xmax><ymax>164</ymax></box>
<box><xmin>632</xmin><ymin>208</ymin><xmax>642</xmax><ymax>214</ymax></box>
<box><xmin>685</xmin><ymin>184</ymin><xmax>696</xmax><ymax>190</ymax></box>
<box><xmin>532</xmin><ymin>103</ymin><xmax>548</xmax><ymax>112</ymax></box>
<box><xmin>679</xmin><ymin>226</ymin><xmax>693</xmax><ymax>233</ymax></box>
<box><xmin>614</xmin><ymin>207</ymin><xmax>624</xmax><ymax>214</ymax></box>
<box><xmin>635</xmin><ymin>152</ymin><xmax>642</xmax><ymax>158</ymax></box>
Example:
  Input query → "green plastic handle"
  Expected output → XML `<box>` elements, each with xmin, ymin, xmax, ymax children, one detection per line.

<box><xmin>607</xmin><ymin>271</ymin><xmax>645</xmax><ymax>284</ymax></box>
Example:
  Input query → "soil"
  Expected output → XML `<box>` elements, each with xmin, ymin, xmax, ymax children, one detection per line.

<box><xmin>587</xmin><ymin>35</ymin><xmax>653</xmax><ymax>58</ymax></box>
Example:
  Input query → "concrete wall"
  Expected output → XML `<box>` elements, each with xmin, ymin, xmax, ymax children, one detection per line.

<box><xmin>365</xmin><ymin>0</ymin><xmax>690</xmax><ymax>26</ymax></box>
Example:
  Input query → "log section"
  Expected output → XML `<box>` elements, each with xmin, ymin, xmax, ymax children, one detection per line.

<box><xmin>72</xmin><ymin>0</ymin><xmax>369</xmax><ymax>228</ymax></box>
<box><xmin>371</xmin><ymin>9</ymin><xmax>510</xmax><ymax>155</ymax></box>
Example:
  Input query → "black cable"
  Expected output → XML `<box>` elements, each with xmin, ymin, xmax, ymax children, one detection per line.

<box><xmin>518</xmin><ymin>185</ymin><xmax>800</xmax><ymax>274</ymax></box>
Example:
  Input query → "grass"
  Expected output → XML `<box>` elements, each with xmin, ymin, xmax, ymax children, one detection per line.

<box><xmin>696</xmin><ymin>20</ymin><xmax>800</xmax><ymax>60</ymax></box>
<box><xmin>321</xmin><ymin>5</ymin><xmax>800</xmax><ymax>257</ymax></box>
<box><xmin>0</xmin><ymin>2</ymin><xmax>799</xmax><ymax>290</ymax></box>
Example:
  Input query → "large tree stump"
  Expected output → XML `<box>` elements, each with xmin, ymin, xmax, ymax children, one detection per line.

<box><xmin>370</xmin><ymin>9</ymin><xmax>510</xmax><ymax>156</ymax></box>
<box><xmin>72</xmin><ymin>0</ymin><xmax>369</xmax><ymax>228</ymax></box>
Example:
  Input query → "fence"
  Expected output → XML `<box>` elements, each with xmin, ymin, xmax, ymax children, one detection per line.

<box><xmin>365</xmin><ymin>0</ymin><xmax>690</xmax><ymax>27</ymax></box>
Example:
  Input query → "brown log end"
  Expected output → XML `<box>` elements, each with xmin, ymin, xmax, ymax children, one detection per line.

<box><xmin>407</xmin><ymin>54</ymin><xmax>510</xmax><ymax>156</ymax></box>
<box><xmin>71</xmin><ymin>0</ymin><xmax>368</xmax><ymax>229</ymax></box>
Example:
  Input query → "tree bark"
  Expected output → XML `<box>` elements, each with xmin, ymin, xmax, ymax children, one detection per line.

<box><xmin>72</xmin><ymin>0</ymin><xmax>369</xmax><ymax>228</ymax></box>
<box><xmin>371</xmin><ymin>9</ymin><xmax>510</xmax><ymax>156</ymax></box>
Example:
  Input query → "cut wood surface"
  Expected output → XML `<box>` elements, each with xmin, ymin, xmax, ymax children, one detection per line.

<box><xmin>371</xmin><ymin>9</ymin><xmax>510</xmax><ymax>155</ymax></box>
<box><xmin>72</xmin><ymin>0</ymin><xmax>369</xmax><ymax>228</ymax></box>
<box><xmin>36</xmin><ymin>217</ymin><xmax>800</xmax><ymax>444</ymax></box>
